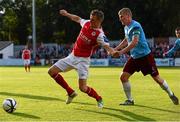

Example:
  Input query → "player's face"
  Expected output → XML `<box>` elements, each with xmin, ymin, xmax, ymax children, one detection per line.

<box><xmin>175</xmin><ymin>30</ymin><xmax>180</xmax><ymax>38</ymax></box>
<box><xmin>119</xmin><ymin>13</ymin><xmax>131</xmax><ymax>26</ymax></box>
<box><xmin>90</xmin><ymin>15</ymin><xmax>101</xmax><ymax>28</ymax></box>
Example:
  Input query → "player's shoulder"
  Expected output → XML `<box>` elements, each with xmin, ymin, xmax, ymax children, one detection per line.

<box><xmin>80</xmin><ymin>19</ymin><xmax>90</xmax><ymax>27</ymax></box>
<box><xmin>130</xmin><ymin>20</ymin><xmax>141</xmax><ymax>29</ymax></box>
<box><xmin>132</xmin><ymin>20</ymin><xmax>140</xmax><ymax>26</ymax></box>
<box><xmin>80</xmin><ymin>19</ymin><xmax>89</xmax><ymax>23</ymax></box>
<box><xmin>96</xmin><ymin>28</ymin><xmax>105</xmax><ymax>36</ymax></box>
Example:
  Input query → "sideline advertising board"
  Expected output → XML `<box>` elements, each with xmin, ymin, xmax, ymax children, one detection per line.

<box><xmin>175</xmin><ymin>58</ymin><xmax>180</xmax><ymax>66</ymax></box>
<box><xmin>90</xmin><ymin>59</ymin><xmax>109</xmax><ymax>66</ymax></box>
<box><xmin>155</xmin><ymin>58</ymin><xmax>169</xmax><ymax>66</ymax></box>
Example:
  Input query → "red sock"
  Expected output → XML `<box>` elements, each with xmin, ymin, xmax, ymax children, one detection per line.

<box><xmin>52</xmin><ymin>74</ymin><xmax>74</xmax><ymax>96</ymax></box>
<box><xmin>86</xmin><ymin>86</ymin><xmax>102</xmax><ymax>101</ymax></box>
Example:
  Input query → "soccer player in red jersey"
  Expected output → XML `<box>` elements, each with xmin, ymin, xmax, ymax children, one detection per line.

<box><xmin>48</xmin><ymin>9</ymin><xmax>116</xmax><ymax>108</ymax></box>
<box><xmin>22</xmin><ymin>46</ymin><xmax>31</xmax><ymax>72</ymax></box>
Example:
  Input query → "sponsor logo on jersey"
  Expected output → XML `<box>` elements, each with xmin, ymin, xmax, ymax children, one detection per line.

<box><xmin>91</xmin><ymin>32</ymin><xmax>96</xmax><ymax>36</ymax></box>
<box><xmin>79</xmin><ymin>32</ymin><xmax>91</xmax><ymax>44</ymax></box>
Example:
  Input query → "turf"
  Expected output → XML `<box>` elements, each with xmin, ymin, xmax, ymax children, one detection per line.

<box><xmin>0</xmin><ymin>66</ymin><xmax>180</xmax><ymax>121</ymax></box>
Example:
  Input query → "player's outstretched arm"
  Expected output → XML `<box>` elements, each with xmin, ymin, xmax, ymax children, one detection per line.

<box><xmin>59</xmin><ymin>9</ymin><xmax>81</xmax><ymax>23</ymax></box>
<box><xmin>112</xmin><ymin>36</ymin><xmax>138</xmax><ymax>57</ymax></box>
<box><xmin>103</xmin><ymin>45</ymin><xmax>115</xmax><ymax>55</ymax></box>
<box><xmin>114</xmin><ymin>38</ymin><xmax>128</xmax><ymax>51</ymax></box>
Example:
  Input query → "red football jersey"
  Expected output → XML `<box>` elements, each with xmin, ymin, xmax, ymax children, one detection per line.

<box><xmin>73</xmin><ymin>20</ymin><xmax>109</xmax><ymax>57</ymax></box>
<box><xmin>22</xmin><ymin>49</ymin><xmax>31</xmax><ymax>60</ymax></box>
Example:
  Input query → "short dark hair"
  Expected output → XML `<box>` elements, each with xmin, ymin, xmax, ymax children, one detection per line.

<box><xmin>118</xmin><ymin>8</ymin><xmax>132</xmax><ymax>17</ymax></box>
<box><xmin>90</xmin><ymin>9</ymin><xmax>104</xmax><ymax>22</ymax></box>
<box><xmin>175</xmin><ymin>27</ymin><xmax>180</xmax><ymax>32</ymax></box>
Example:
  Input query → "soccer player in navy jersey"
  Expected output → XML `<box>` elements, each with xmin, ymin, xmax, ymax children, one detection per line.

<box><xmin>114</xmin><ymin>8</ymin><xmax>179</xmax><ymax>105</ymax></box>
<box><xmin>163</xmin><ymin>27</ymin><xmax>180</xmax><ymax>57</ymax></box>
<box><xmin>48</xmin><ymin>9</ymin><xmax>116</xmax><ymax>108</ymax></box>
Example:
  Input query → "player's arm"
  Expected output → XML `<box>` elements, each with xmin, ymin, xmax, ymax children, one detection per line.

<box><xmin>114</xmin><ymin>38</ymin><xmax>128</xmax><ymax>51</ymax></box>
<box><xmin>118</xmin><ymin>27</ymin><xmax>140</xmax><ymax>55</ymax></box>
<box><xmin>103</xmin><ymin>45</ymin><xmax>116</xmax><ymax>55</ymax></box>
<box><xmin>59</xmin><ymin>9</ymin><xmax>81</xmax><ymax>23</ymax></box>
<box><xmin>164</xmin><ymin>40</ymin><xmax>180</xmax><ymax>57</ymax></box>
<box><xmin>97</xmin><ymin>34</ymin><xmax>116</xmax><ymax>55</ymax></box>
<box><xmin>119</xmin><ymin>36</ymin><xmax>138</xmax><ymax>55</ymax></box>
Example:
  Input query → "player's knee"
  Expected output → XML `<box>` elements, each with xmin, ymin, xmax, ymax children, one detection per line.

<box><xmin>79</xmin><ymin>86</ymin><xmax>86</xmax><ymax>93</ymax></box>
<box><xmin>120</xmin><ymin>74</ymin><xmax>127</xmax><ymax>82</ymax></box>
<box><xmin>48</xmin><ymin>68</ymin><xmax>51</xmax><ymax>75</ymax></box>
<box><xmin>48</xmin><ymin>68</ymin><xmax>55</xmax><ymax>77</ymax></box>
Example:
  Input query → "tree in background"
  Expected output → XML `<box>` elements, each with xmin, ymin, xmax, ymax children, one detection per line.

<box><xmin>0</xmin><ymin>0</ymin><xmax>179</xmax><ymax>44</ymax></box>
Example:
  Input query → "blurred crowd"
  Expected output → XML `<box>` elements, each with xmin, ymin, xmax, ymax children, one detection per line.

<box><xmin>151</xmin><ymin>42</ymin><xmax>170</xmax><ymax>58</ymax></box>
<box><xmin>16</xmin><ymin>40</ymin><xmax>180</xmax><ymax>63</ymax></box>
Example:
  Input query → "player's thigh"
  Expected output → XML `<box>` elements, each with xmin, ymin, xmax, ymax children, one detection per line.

<box><xmin>77</xmin><ymin>61</ymin><xmax>89</xmax><ymax>80</ymax></box>
<box><xmin>48</xmin><ymin>65</ymin><xmax>62</xmax><ymax>75</ymax></box>
<box><xmin>54</xmin><ymin>55</ymin><xmax>75</xmax><ymax>72</ymax></box>
<box><xmin>123</xmin><ymin>57</ymin><xmax>137</xmax><ymax>75</ymax></box>
<box><xmin>48</xmin><ymin>58</ymin><xmax>72</xmax><ymax>75</ymax></box>
<box><xmin>27</xmin><ymin>60</ymin><xmax>30</xmax><ymax>65</ymax></box>
<box><xmin>140</xmin><ymin>54</ymin><xmax>159</xmax><ymax>76</ymax></box>
<box><xmin>24</xmin><ymin>60</ymin><xmax>29</xmax><ymax>65</ymax></box>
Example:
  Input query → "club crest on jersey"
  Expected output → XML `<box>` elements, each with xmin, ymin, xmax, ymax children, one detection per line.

<box><xmin>91</xmin><ymin>32</ymin><xmax>96</xmax><ymax>36</ymax></box>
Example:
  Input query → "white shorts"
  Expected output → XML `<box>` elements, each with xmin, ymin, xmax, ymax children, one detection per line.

<box><xmin>24</xmin><ymin>59</ymin><xmax>30</xmax><ymax>65</ymax></box>
<box><xmin>54</xmin><ymin>53</ymin><xmax>90</xmax><ymax>79</ymax></box>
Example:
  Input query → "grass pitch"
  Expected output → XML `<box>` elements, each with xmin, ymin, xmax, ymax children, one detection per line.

<box><xmin>0</xmin><ymin>66</ymin><xmax>180</xmax><ymax>121</ymax></box>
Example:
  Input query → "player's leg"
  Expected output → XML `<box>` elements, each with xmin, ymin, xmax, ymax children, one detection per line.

<box><xmin>120</xmin><ymin>57</ymin><xmax>136</xmax><ymax>105</ymax></box>
<box><xmin>27</xmin><ymin>60</ymin><xmax>30</xmax><ymax>72</ymax></box>
<box><xmin>77</xmin><ymin>60</ymin><xmax>103</xmax><ymax>108</ymax></box>
<box><xmin>120</xmin><ymin>72</ymin><xmax>134</xmax><ymax>105</ymax></box>
<box><xmin>28</xmin><ymin>65</ymin><xmax>30</xmax><ymax>72</ymax></box>
<box><xmin>144</xmin><ymin>53</ymin><xmax>179</xmax><ymax>105</ymax></box>
<box><xmin>24</xmin><ymin>60</ymin><xmax>27</xmax><ymax>72</ymax></box>
<box><xmin>79</xmin><ymin>79</ymin><xmax>103</xmax><ymax>108</ymax></box>
<box><xmin>152</xmin><ymin>75</ymin><xmax>179</xmax><ymax>105</ymax></box>
<box><xmin>25</xmin><ymin>65</ymin><xmax>27</xmax><ymax>72</ymax></box>
<box><xmin>48</xmin><ymin>64</ymin><xmax>75</xmax><ymax>97</ymax></box>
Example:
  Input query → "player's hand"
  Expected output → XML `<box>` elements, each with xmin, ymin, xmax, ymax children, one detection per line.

<box><xmin>114</xmin><ymin>48</ymin><xmax>118</xmax><ymax>51</ymax></box>
<box><xmin>59</xmin><ymin>9</ymin><xmax>68</xmax><ymax>16</ymax></box>
<box><xmin>112</xmin><ymin>51</ymin><xmax>120</xmax><ymax>58</ymax></box>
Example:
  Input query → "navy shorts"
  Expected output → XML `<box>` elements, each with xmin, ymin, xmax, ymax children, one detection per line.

<box><xmin>123</xmin><ymin>53</ymin><xmax>159</xmax><ymax>77</ymax></box>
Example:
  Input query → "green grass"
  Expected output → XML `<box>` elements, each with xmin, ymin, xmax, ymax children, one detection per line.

<box><xmin>0</xmin><ymin>66</ymin><xmax>180</xmax><ymax>121</ymax></box>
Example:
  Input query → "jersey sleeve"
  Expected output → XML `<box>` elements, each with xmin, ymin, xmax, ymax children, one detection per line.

<box><xmin>80</xmin><ymin>19</ymin><xmax>89</xmax><ymax>27</ymax></box>
<box><xmin>96</xmin><ymin>32</ymin><xmax>110</xmax><ymax>47</ymax></box>
<box><xmin>131</xmin><ymin>27</ymin><xmax>140</xmax><ymax>37</ymax></box>
<box><xmin>166</xmin><ymin>39</ymin><xmax>180</xmax><ymax>57</ymax></box>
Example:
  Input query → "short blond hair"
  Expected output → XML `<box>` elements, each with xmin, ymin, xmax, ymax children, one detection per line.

<box><xmin>118</xmin><ymin>8</ymin><xmax>132</xmax><ymax>17</ymax></box>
